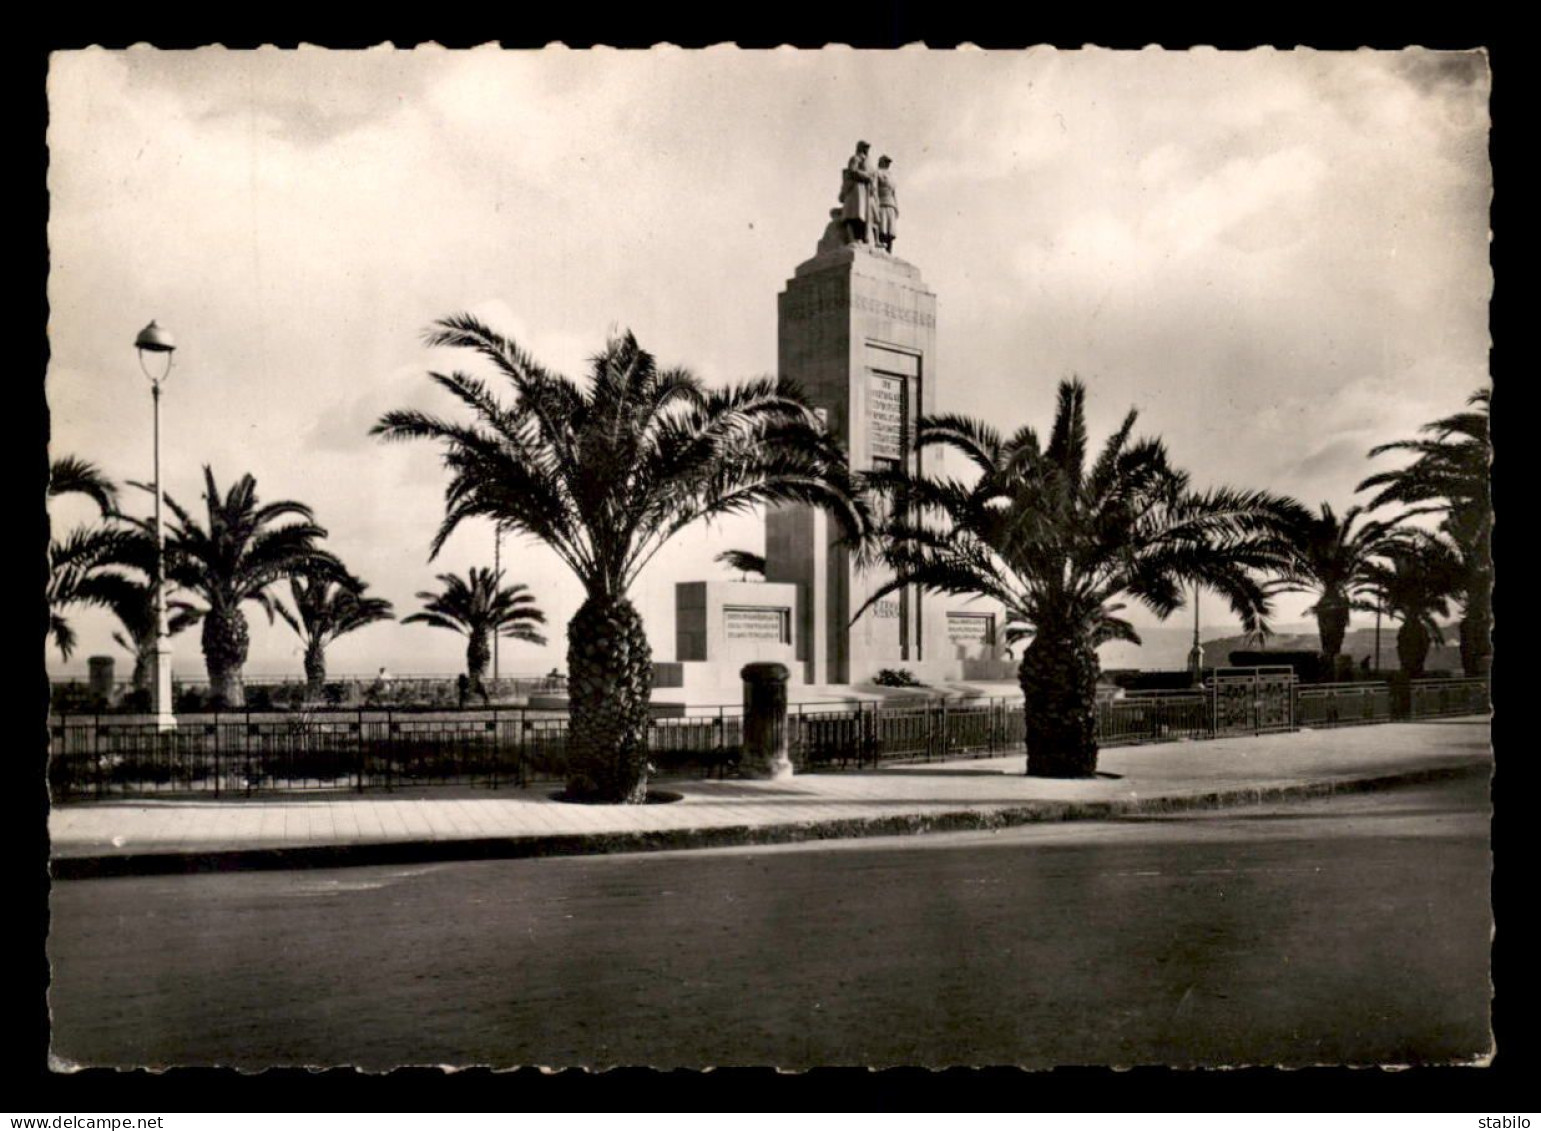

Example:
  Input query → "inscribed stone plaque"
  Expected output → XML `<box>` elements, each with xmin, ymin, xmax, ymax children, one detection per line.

<box><xmin>947</xmin><ymin>613</ymin><xmax>995</xmax><ymax>645</ymax></box>
<box><xmin>869</xmin><ymin>373</ymin><xmax>906</xmax><ymax>461</ymax></box>
<box><xmin>725</xmin><ymin>606</ymin><xmax>790</xmax><ymax>643</ymax></box>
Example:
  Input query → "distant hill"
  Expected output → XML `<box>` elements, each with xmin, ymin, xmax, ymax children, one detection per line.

<box><xmin>1095</xmin><ymin>626</ymin><xmax>1237</xmax><ymax>672</ymax></box>
<box><xmin>1200</xmin><ymin>625</ymin><xmax>1464</xmax><ymax>674</ymax></box>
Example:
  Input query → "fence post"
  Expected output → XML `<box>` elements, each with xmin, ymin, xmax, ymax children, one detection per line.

<box><xmin>740</xmin><ymin>663</ymin><xmax>792</xmax><ymax>780</ymax></box>
<box><xmin>714</xmin><ymin>706</ymin><xmax>726</xmax><ymax>780</ymax></box>
<box><xmin>92</xmin><ymin>714</ymin><xmax>103</xmax><ymax>800</ymax></box>
<box><xmin>518</xmin><ymin>709</ymin><xmax>527</xmax><ymax>788</ymax></box>
<box><xmin>354</xmin><ymin>709</ymin><xmax>365</xmax><ymax>793</ymax></box>
<box><xmin>385</xmin><ymin>708</ymin><xmax>395</xmax><ymax>793</ymax></box>
<box><xmin>489</xmin><ymin>709</ymin><xmax>500</xmax><ymax>791</ymax></box>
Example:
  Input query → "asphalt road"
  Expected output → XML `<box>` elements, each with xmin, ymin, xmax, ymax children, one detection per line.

<box><xmin>47</xmin><ymin>773</ymin><xmax>1493</xmax><ymax>1070</ymax></box>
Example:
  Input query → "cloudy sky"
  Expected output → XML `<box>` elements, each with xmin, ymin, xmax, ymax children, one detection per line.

<box><xmin>45</xmin><ymin>46</ymin><xmax>1491</xmax><ymax>678</ymax></box>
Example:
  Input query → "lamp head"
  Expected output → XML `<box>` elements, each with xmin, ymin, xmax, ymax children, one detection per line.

<box><xmin>135</xmin><ymin>321</ymin><xmax>175</xmax><ymax>384</ymax></box>
<box><xmin>135</xmin><ymin>321</ymin><xmax>176</xmax><ymax>353</ymax></box>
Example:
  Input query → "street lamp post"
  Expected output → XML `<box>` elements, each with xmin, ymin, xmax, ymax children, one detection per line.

<box><xmin>136</xmin><ymin>321</ymin><xmax>178</xmax><ymax>732</ymax></box>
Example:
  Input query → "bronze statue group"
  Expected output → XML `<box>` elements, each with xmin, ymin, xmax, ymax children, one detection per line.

<box><xmin>841</xmin><ymin>140</ymin><xmax>899</xmax><ymax>253</ymax></box>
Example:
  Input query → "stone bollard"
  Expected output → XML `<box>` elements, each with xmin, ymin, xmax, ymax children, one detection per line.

<box><xmin>87</xmin><ymin>655</ymin><xmax>116</xmax><ymax>705</ymax></box>
<box><xmin>741</xmin><ymin>662</ymin><xmax>794</xmax><ymax>780</ymax></box>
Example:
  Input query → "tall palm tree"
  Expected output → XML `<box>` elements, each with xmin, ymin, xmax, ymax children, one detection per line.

<box><xmin>46</xmin><ymin>456</ymin><xmax>126</xmax><ymax>661</ymax></box>
<box><xmin>401</xmin><ymin>568</ymin><xmax>545</xmax><ymax>694</ymax></box>
<box><xmin>1268</xmin><ymin>503</ymin><xmax>1399</xmax><ymax>671</ymax></box>
<box><xmin>276</xmin><ymin>570</ymin><xmax>396</xmax><ymax>698</ymax></box>
<box><xmin>1364</xmin><ymin>534</ymin><xmax>1463</xmax><ymax>679</ymax></box>
<box><xmin>375</xmin><ymin>316</ymin><xmax>867</xmax><ymax>802</ymax></box>
<box><xmin>1358</xmin><ymin>388</ymin><xmax>1492</xmax><ymax>675</ymax></box>
<box><xmin>161</xmin><ymin>466</ymin><xmax>340</xmax><ymax>708</ymax></box>
<box><xmin>860</xmin><ymin>379</ymin><xmax>1303</xmax><ymax>777</ymax></box>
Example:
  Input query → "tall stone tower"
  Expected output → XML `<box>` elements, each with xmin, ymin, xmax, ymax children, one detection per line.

<box><xmin>765</xmin><ymin>229</ymin><xmax>954</xmax><ymax>685</ymax></box>
<box><xmin>653</xmin><ymin>148</ymin><xmax>1011</xmax><ymax>700</ymax></box>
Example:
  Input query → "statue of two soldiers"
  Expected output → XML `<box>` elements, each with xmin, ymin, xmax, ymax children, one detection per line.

<box><xmin>839</xmin><ymin>140</ymin><xmax>898</xmax><ymax>253</ymax></box>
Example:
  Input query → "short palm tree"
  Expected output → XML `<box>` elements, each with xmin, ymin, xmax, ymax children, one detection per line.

<box><xmin>1268</xmin><ymin>503</ymin><xmax>1399</xmax><ymax>669</ymax></box>
<box><xmin>1364</xmin><ymin>534</ymin><xmax>1463</xmax><ymax>679</ymax></box>
<box><xmin>47</xmin><ymin>527</ymin><xmax>137</xmax><ymax>661</ymax></box>
<box><xmin>1358</xmin><ymin>389</ymin><xmax>1491</xmax><ymax>675</ymax></box>
<box><xmin>162</xmin><ymin>467</ymin><xmax>341</xmax><ymax>708</ymax></box>
<box><xmin>276</xmin><ymin>570</ymin><xmax>396</xmax><ymax>698</ymax></box>
<box><xmin>401</xmin><ymin>568</ymin><xmax>546</xmax><ymax>694</ymax></box>
<box><xmin>46</xmin><ymin>456</ymin><xmax>127</xmax><ymax>661</ymax></box>
<box><xmin>715</xmin><ymin>549</ymin><xmax>767</xmax><ymax>580</ymax></box>
<box><xmin>375</xmin><ymin>316</ymin><xmax>866</xmax><ymax>802</ymax></box>
<box><xmin>861</xmin><ymin>378</ymin><xmax>1303</xmax><ymax>777</ymax></box>
<box><xmin>49</xmin><ymin>455</ymin><xmax>119</xmax><ymax>515</ymax></box>
<box><xmin>94</xmin><ymin>526</ymin><xmax>198</xmax><ymax>692</ymax></box>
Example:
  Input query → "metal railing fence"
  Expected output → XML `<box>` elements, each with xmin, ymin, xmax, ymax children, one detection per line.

<box><xmin>48</xmin><ymin>673</ymin><xmax>1488</xmax><ymax>801</ymax></box>
<box><xmin>47</xmin><ymin>673</ymin><xmax>570</xmax><ymax>713</ymax></box>
<box><xmin>1296</xmin><ymin>682</ymin><xmax>1392</xmax><ymax>728</ymax></box>
<box><xmin>1408</xmin><ymin>679</ymin><xmax>1491</xmax><ymax>719</ymax></box>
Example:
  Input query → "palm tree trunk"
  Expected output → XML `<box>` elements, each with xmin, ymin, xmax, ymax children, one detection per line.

<box><xmin>304</xmin><ymin>639</ymin><xmax>327</xmax><ymax>699</ymax></box>
<box><xmin>1314</xmin><ymin>594</ymin><xmax>1350</xmax><ymax>660</ymax></box>
<box><xmin>1018</xmin><ymin>620</ymin><xmax>1100</xmax><ymax>778</ymax></box>
<box><xmin>1396</xmin><ymin>620</ymin><xmax>1431</xmax><ymax>680</ymax></box>
<box><xmin>467</xmin><ymin>631</ymin><xmax>491</xmax><ymax>697</ymax></box>
<box><xmin>132</xmin><ymin>636</ymin><xmax>153</xmax><ymax>692</ymax></box>
<box><xmin>1459</xmin><ymin>569</ymin><xmax>1492</xmax><ymax>677</ymax></box>
<box><xmin>565</xmin><ymin>593</ymin><xmax>654</xmax><ymax>803</ymax></box>
<box><xmin>202</xmin><ymin>607</ymin><xmax>250</xmax><ymax>709</ymax></box>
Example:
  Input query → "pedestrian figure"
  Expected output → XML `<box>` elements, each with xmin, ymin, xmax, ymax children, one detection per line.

<box><xmin>366</xmin><ymin>665</ymin><xmax>391</xmax><ymax>706</ymax></box>
<box><xmin>456</xmin><ymin>672</ymin><xmax>469</xmax><ymax>709</ymax></box>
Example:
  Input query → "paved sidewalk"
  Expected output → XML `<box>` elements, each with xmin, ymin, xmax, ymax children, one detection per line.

<box><xmin>49</xmin><ymin>718</ymin><xmax>1491</xmax><ymax>877</ymax></box>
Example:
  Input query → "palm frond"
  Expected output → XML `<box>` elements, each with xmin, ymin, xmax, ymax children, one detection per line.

<box><xmin>49</xmin><ymin>456</ymin><xmax>120</xmax><ymax>516</ymax></box>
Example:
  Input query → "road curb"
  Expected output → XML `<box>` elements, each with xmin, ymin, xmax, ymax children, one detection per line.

<box><xmin>50</xmin><ymin>760</ymin><xmax>1489</xmax><ymax>880</ymax></box>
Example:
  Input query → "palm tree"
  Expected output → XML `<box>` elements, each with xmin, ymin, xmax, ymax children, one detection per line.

<box><xmin>88</xmin><ymin>524</ymin><xmax>199</xmax><ymax>693</ymax></box>
<box><xmin>276</xmin><ymin>570</ymin><xmax>396</xmax><ymax>698</ymax></box>
<box><xmin>1364</xmin><ymin>535</ymin><xmax>1463</xmax><ymax>679</ymax></box>
<box><xmin>860</xmin><ymin>379</ymin><xmax>1303</xmax><ymax>778</ymax></box>
<box><xmin>161</xmin><ymin>467</ymin><xmax>340</xmax><ymax>708</ymax></box>
<box><xmin>1268</xmin><ymin>503</ymin><xmax>1399</xmax><ymax>672</ymax></box>
<box><xmin>47</xmin><ymin>527</ymin><xmax>138</xmax><ymax>661</ymax></box>
<box><xmin>401</xmin><ymin>568</ymin><xmax>545</xmax><ymax>695</ymax></box>
<box><xmin>374</xmin><ymin>316</ymin><xmax>866</xmax><ymax>802</ymax></box>
<box><xmin>1358</xmin><ymin>389</ymin><xmax>1492</xmax><ymax>675</ymax></box>
<box><xmin>715</xmin><ymin>549</ymin><xmax>767</xmax><ymax>580</ymax></box>
<box><xmin>46</xmin><ymin>456</ymin><xmax>126</xmax><ymax>661</ymax></box>
<box><xmin>49</xmin><ymin>455</ymin><xmax>119</xmax><ymax>515</ymax></box>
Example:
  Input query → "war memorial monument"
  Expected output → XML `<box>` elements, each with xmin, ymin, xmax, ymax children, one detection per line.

<box><xmin>654</xmin><ymin>143</ymin><xmax>1014</xmax><ymax>701</ymax></box>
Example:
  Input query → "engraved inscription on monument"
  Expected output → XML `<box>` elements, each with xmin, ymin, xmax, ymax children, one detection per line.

<box><xmin>869</xmin><ymin>373</ymin><xmax>906</xmax><ymax>462</ymax></box>
<box><xmin>947</xmin><ymin>613</ymin><xmax>995</xmax><ymax>645</ymax></box>
<box><xmin>725</xmin><ymin>606</ymin><xmax>792</xmax><ymax>643</ymax></box>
